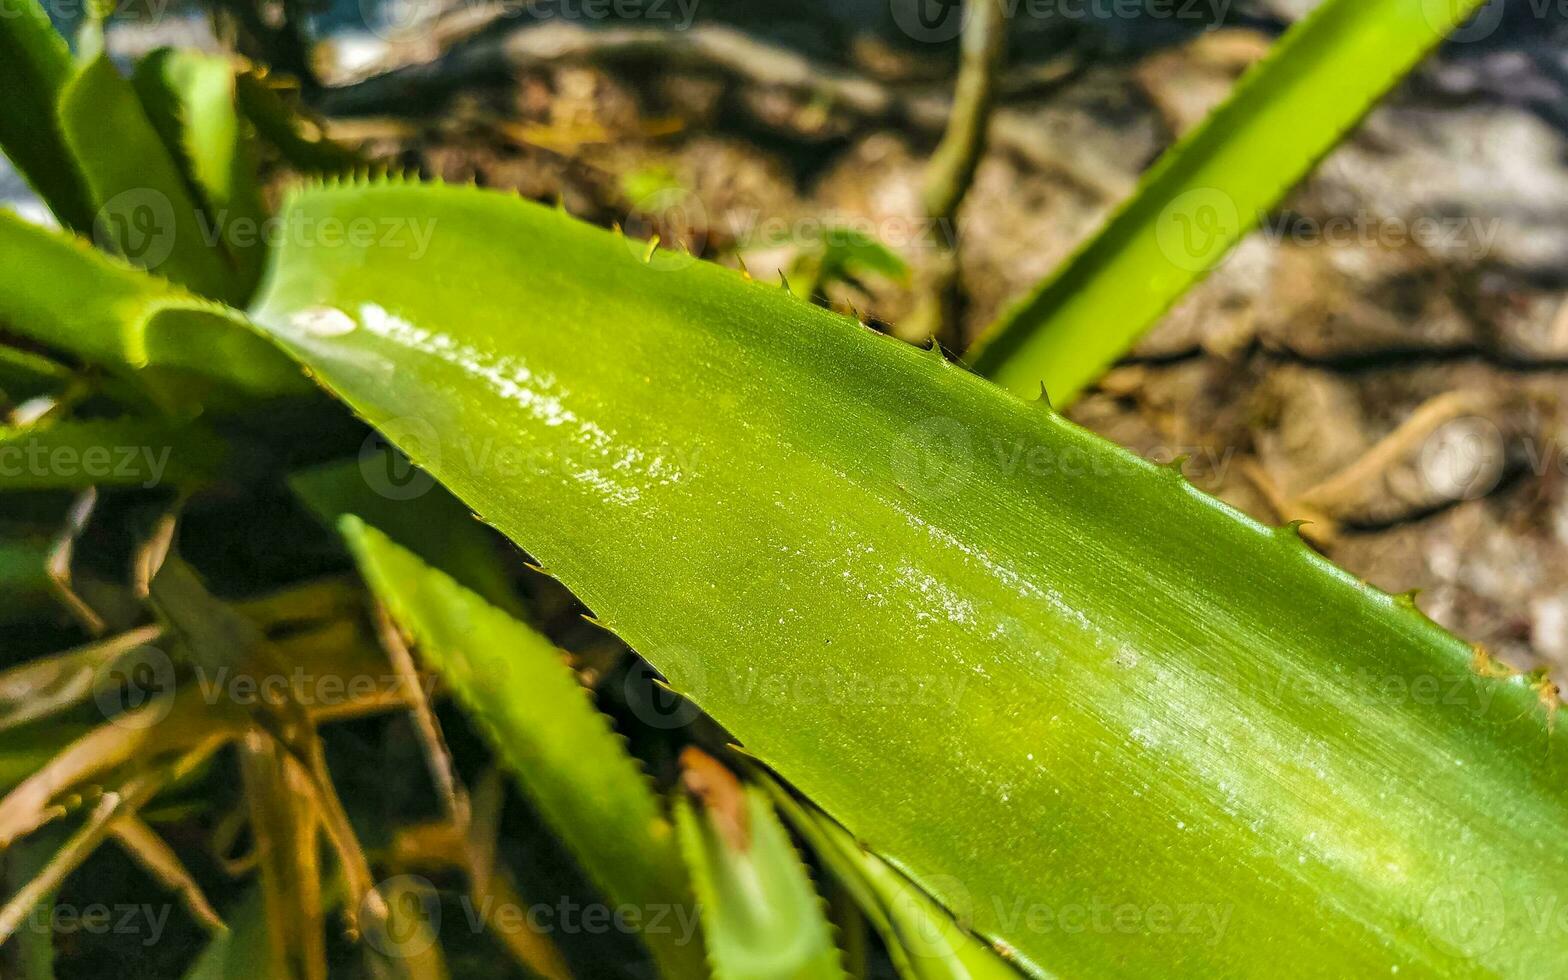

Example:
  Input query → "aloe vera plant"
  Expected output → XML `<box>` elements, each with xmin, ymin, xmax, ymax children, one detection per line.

<box><xmin>0</xmin><ymin>0</ymin><xmax>1558</xmax><ymax>976</ymax></box>
<box><xmin>232</xmin><ymin>180</ymin><xmax>1567</xmax><ymax>977</ymax></box>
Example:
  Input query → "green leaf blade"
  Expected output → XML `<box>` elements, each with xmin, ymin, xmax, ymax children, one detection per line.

<box><xmin>132</xmin><ymin>48</ymin><xmax>270</xmax><ymax>298</ymax></box>
<box><xmin>677</xmin><ymin>786</ymin><xmax>845</xmax><ymax>980</ymax></box>
<box><xmin>0</xmin><ymin>0</ymin><xmax>95</xmax><ymax>232</ymax></box>
<box><xmin>249</xmin><ymin>182</ymin><xmax>1568</xmax><ymax>978</ymax></box>
<box><xmin>289</xmin><ymin>449</ymin><xmax>523</xmax><ymax>616</ymax></box>
<box><xmin>965</xmin><ymin>0</ymin><xmax>1489</xmax><ymax>404</ymax></box>
<box><xmin>57</xmin><ymin>34</ymin><xmax>242</xmax><ymax>302</ymax></box>
<box><xmin>0</xmin><ymin>417</ymin><xmax>229</xmax><ymax>490</ymax></box>
<box><xmin>340</xmin><ymin>518</ymin><xmax>706</xmax><ymax>980</ymax></box>
<box><xmin>0</xmin><ymin>209</ymin><xmax>307</xmax><ymax>403</ymax></box>
<box><xmin>765</xmin><ymin>780</ymin><xmax>1022</xmax><ymax>980</ymax></box>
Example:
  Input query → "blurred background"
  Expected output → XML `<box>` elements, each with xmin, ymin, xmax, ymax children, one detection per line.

<box><xmin>7</xmin><ymin>0</ymin><xmax>1564</xmax><ymax>669</ymax></box>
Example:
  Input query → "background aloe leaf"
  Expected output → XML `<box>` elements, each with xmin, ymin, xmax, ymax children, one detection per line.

<box><xmin>676</xmin><ymin>783</ymin><xmax>844</xmax><ymax>980</ymax></box>
<box><xmin>242</xmin><ymin>181</ymin><xmax>1568</xmax><ymax>978</ymax></box>
<box><xmin>234</xmin><ymin>72</ymin><xmax>363</xmax><ymax>175</ymax></box>
<box><xmin>786</xmin><ymin>226</ymin><xmax>910</xmax><ymax>303</ymax></box>
<box><xmin>0</xmin><ymin>534</ymin><xmax>57</xmax><ymax>623</ymax></box>
<box><xmin>0</xmin><ymin>0</ymin><xmax>94</xmax><ymax>233</ymax></box>
<box><xmin>133</xmin><ymin>48</ymin><xmax>270</xmax><ymax>298</ymax></box>
<box><xmin>0</xmin><ymin>210</ymin><xmax>306</xmax><ymax>404</ymax></box>
<box><xmin>3</xmin><ymin>824</ymin><xmax>64</xmax><ymax>980</ymax></box>
<box><xmin>340</xmin><ymin>519</ymin><xmax>706</xmax><ymax>980</ymax></box>
<box><xmin>0</xmin><ymin>417</ymin><xmax>230</xmax><ymax>490</ymax></box>
<box><xmin>0</xmin><ymin>726</ymin><xmax>90</xmax><ymax>799</ymax></box>
<box><xmin>289</xmin><ymin>449</ymin><xmax>522</xmax><ymax>615</ymax></box>
<box><xmin>0</xmin><ymin>347</ymin><xmax>71</xmax><ymax>409</ymax></box>
<box><xmin>181</xmin><ymin>887</ymin><xmax>268</xmax><ymax>980</ymax></box>
<box><xmin>965</xmin><ymin>0</ymin><xmax>1488</xmax><ymax>404</ymax></box>
<box><xmin>56</xmin><ymin>26</ymin><xmax>243</xmax><ymax>302</ymax></box>
<box><xmin>766</xmin><ymin>780</ymin><xmax>1020</xmax><ymax>980</ymax></box>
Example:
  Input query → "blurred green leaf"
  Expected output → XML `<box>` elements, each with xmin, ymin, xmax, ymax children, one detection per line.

<box><xmin>766</xmin><ymin>781</ymin><xmax>1019</xmax><ymax>980</ymax></box>
<box><xmin>234</xmin><ymin>72</ymin><xmax>363</xmax><ymax>175</ymax></box>
<box><xmin>4</xmin><ymin>824</ymin><xmax>65</xmax><ymax>980</ymax></box>
<box><xmin>0</xmin><ymin>209</ymin><xmax>306</xmax><ymax>404</ymax></box>
<box><xmin>620</xmin><ymin>165</ymin><xmax>684</xmax><ymax>206</ymax></box>
<box><xmin>0</xmin><ymin>0</ymin><xmax>94</xmax><ymax>232</ymax></box>
<box><xmin>0</xmin><ymin>417</ymin><xmax>230</xmax><ymax>490</ymax></box>
<box><xmin>341</xmin><ymin>519</ymin><xmax>706</xmax><ymax>980</ymax></box>
<box><xmin>967</xmin><ymin>0</ymin><xmax>1490</xmax><ymax>404</ymax></box>
<box><xmin>0</xmin><ymin>724</ymin><xmax>90</xmax><ymax>797</ymax></box>
<box><xmin>57</xmin><ymin>27</ymin><xmax>244</xmax><ymax>302</ymax></box>
<box><xmin>677</xmin><ymin>785</ymin><xmax>844</xmax><ymax>980</ymax></box>
<box><xmin>0</xmin><ymin>346</ymin><xmax>71</xmax><ymax>409</ymax></box>
<box><xmin>181</xmin><ymin>887</ymin><xmax>267</xmax><ymax>980</ymax></box>
<box><xmin>0</xmin><ymin>533</ymin><xmax>56</xmax><ymax>622</ymax></box>
<box><xmin>133</xmin><ymin>48</ymin><xmax>269</xmax><ymax>298</ymax></box>
<box><xmin>290</xmin><ymin>448</ymin><xmax>522</xmax><ymax>616</ymax></box>
<box><xmin>784</xmin><ymin>225</ymin><xmax>909</xmax><ymax>302</ymax></box>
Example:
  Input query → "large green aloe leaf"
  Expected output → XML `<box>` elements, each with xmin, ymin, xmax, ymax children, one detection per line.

<box><xmin>0</xmin><ymin>210</ymin><xmax>306</xmax><ymax>404</ymax></box>
<box><xmin>341</xmin><ymin>519</ymin><xmax>705</xmax><ymax>979</ymax></box>
<box><xmin>965</xmin><ymin>0</ymin><xmax>1489</xmax><ymax>404</ymax></box>
<box><xmin>244</xmin><ymin>182</ymin><xmax>1566</xmax><ymax>978</ymax></box>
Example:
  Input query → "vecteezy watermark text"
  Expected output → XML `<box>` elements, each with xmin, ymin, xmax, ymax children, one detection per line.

<box><xmin>0</xmin><ymin>440</ymin><xmax>172</xmax><ymax>489</ymax></box>
<box><xmin>91</xmin><ymin>188</ymin><xmax>438</xmax><ymax>273</ymax></box>
<box><xmin>891</xmin><ymin>0</ymin><xmax>1231</xmax><ymax>43</ymax></box>
<box><xmin>18</xmin><ymin>902</ymin><xmax>172</xmax><ymax>948</ymax></box>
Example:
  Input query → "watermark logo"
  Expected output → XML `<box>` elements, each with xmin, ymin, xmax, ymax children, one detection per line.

<box><xmin>898</xmin><ymin>873</ymin><xmax>974</xmax><ymax>958</ymax></box>
<box><xmin>93</xmin><ymin>644</ymin><xmax>177</xmax><ymax>729</ymax></box>
<box><xmin>0</xmin><ymin>439</ymin><xmax>174</xmax><ymax>489</ymax></box>
<box><xmin>624</xmin><ymin>187</ymin><xmax>708</xmax><ymax>272</ymax></box>
<box><xmin>359</xmin><ymin>0</ymin><xmax>702</xmax><ymax>42</ymax></box>
<box><xmin>363</xmin><ymin>875</ymin><xmax>443</xmax><ymax>959</ymax></box>
<box><xmin>1157</xmin><ymin>188</ymin><xmax>1241</xmax><ymax>272</ymax></box>
<box><xmin>360</xmin><ymin>0</ymin><xmax>438</xmax><ymax>41</ymax></box>
<box><xmin>93</xmin><ymin>188</ymin><xmax>176</xmax><ymax>272</ymax></box>
<box><xmin>19</xmin><ymin>901</ymin><xmax>172</xmax><ymax>947</ymax></box>
<box><xmin>361</xmin><ymin>421</ymin><xmax>441</xmax><ymax>501</ymax></box>
<box><xmin>623</xmin><ymin>659</ymin><xmax>705</xmax><ymax>729</ymax></box>
<box><xmin>890</xmin><ymin>0</ymin><xmax>1231</xmax><ymax>43</ymax></box>
<box><xmin>1420</xmin><ymin>415</ymin><xmax>1506</xmax><ymax>501</ymax></box>
<box><xmin>891</xmin><ymin>0</ymin><xmax>968</xmax><ymax>43</ymax></box>
<box><xmin>1424</xmin><ymin>0</ymin><xmax>1508</xmax><ymax>43</ymax></box>
<box><xmin>892</xmin><ymin>416</ymin><xmax>974</xmax><ymax>497</ymax></box>
<box><xmin>1424</xmin><ymin>873</ymin><xmax>1506</xmax><ymax>954</ymax></box>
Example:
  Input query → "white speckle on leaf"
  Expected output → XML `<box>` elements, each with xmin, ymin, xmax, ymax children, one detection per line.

<box><xmin>290</xmin><ymin>306</ymin><xmax>357</xmax><ymax>337</ymax></box>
